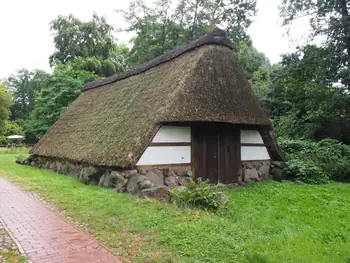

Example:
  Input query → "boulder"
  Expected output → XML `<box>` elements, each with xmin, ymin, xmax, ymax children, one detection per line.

<box><xmin>62</xmin><ymin>163</ymin><xmax>69</xmax><ymax>174</ymax></box>
<box><xmin>126</xmin><ymin>174</ymin><xmax>146</xmax><ymax>194</ymax></box>
<box><xmin>185</xmin><ymin>169</ymin><xmax>193</xmax><ymax>177</ymax></box>
<box><xmin>49</xmin><ymin>161</ymin><xmax>57</xmax><ymax>171</ymax></box>
<box><xmin>99</xmin><ymin>170</ymin><xmax>112</xmax><ymax>188</ymax></box>
<box><xmin>145</xmin><ymin>170</ymin><xmax>164</xmax><ymax>186</ymax></box>
<box><xmin>100</xmin><ymin>170</ymin><xmax>123</xmax><ymax>188</ymax></box>
<box><xmin>111</xmin><ymin>171</ymin><xmax>128</xmax><ymax>192</ymax></box>
<box><xmin>172</xmin><ymin>167</ymin><xmax>188</xmax><ymax>177</ymax></box>
<box><xmin>165</xmin><ymin>175</ymin><xmax>178</xmax><ymax>187</ymax></box>
<box><xmin>79</xmin><ymin>166</ymin><xmax>101</xmax><ymax>184</ymax></box>
<box><xmin>244</xmin><ymin>168</ymin><xmax>261</xmax><ymax>183</ymax></box>
<box><xmin>271</xmin><ymin>167</ymin><xmax>284</xmax><ymax>181</ymax></box>
<box><xmin>116</xmin><ymin>179</ymin><xmax>128</xmax><ymax>192</ymax></box>
<box><xmin>68</xmin><ymin>163</ymin><xmax>81</xmax><ymax>177</ymax></box>
<box><xmin>140</xmin><ymin>180</ymin><xmax>154</xmax><ymax>190</ymax></box>
<box><xmin>137</xmin><ymin>168</ymin><xmax>147</xmax><ymax>175</ymax></box>
<box><xmin>56</xmin><ymin>161</ymin><xmax>64</xmax><ymax>174</ymax></box>
<box><xmin>163</xmin><ymin>168</ymin><xmax>175</xmax><ymax>177</ymax></box>
<box><xmin>37</xmin><ymin>156</ymin><xmax>45</xmax><ymax>165</ymax></box>
<box><xmin>140</xmin><ymin>186</ymin><xmax>170</xmax><ymax>202</ymax></box>
<box><xmin>16</xmin><ymin>157</ymin><xmax>24</xmax><ymax>164</ymax></box>
<box><xmin>271</xmin><ymin>161</ymin><xmax>282</xmax><ymax>168</ymax></box>
<box><xmin>123</xmin><ymin>170</ymin><xmax>138</xmax><ymax>179</ymax></box>
<box><xmin>258</xmin><ymin>163</ymin><xmax>272</xmax><ymax>180</ymax></box>
<box><xmin>43</xmin><ymin>160</ymin><xmax>51</xmax><ymax>169</ymax></box>
<box><xmin>179</xmin><ymin>176</ymin><xmax>193</xmax><ymax>186</ymax></box>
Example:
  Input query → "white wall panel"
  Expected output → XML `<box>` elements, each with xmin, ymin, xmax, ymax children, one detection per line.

<box><xmin>241</xmin><ymin>146</ymin><xmax>270</xmax><ymax>161</ymax></box>
<box><xmin>240</xmin><ymin>130</ymin><xmax>264</xmax><ymax>144</ymax></box>
<box><xmin>136</xmin><ymin>146</ymin><xmax>191</xmax><ymax>166</ymax></box>
<box><xmin>152</xmin><ymin>126</ymin><xmax>191</xmax><ymax>143</ymax></box>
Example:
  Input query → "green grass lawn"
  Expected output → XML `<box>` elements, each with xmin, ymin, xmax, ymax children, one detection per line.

<box><xmin>0</xmin><ymin>149</ymin><xmax>350</xmax><ymax>263</ymax></box>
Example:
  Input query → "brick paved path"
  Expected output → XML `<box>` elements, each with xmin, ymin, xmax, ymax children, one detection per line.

<box><xmin>0</xmin><ymin>177</ymin><xmax>122</xmax><ymax>263</ymax></box>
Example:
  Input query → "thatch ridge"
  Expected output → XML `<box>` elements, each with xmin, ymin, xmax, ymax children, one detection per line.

<box><xmin>82</xmin><ymin>28</ymin><xmax>234</xmax><ymax>91</ymax></box>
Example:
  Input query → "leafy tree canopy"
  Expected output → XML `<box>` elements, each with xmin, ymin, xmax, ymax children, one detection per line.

<box><xmin>119</xmin><ymin>0</ymin><xmax>257</xmax><ymax>66</ymax></box>
<box><xmin>0</xmin><ymin>81</ymin><xmax>13</xmax><ymax>131</ymax></box>
<box><xmin>49</xmin><ymin>14</ymin><xmax>129</xmax><ymax>77</ymax></box>
<box><xmin>50</xmin><ymin>13</ymin><xmax>115</xmax><ymax>65</ymax></box>
<box><xmin>30</xmin><ymin>63</ymin><xmax>98</xmax><ymax>138</ymax></box>
<box><xmin>267</xmin><ymin>45</ymin><xmax>350</xmax><ymax>143</ymax></box>
<box><xmin>281</xmin><ymin>0</ymin><xmax>350</xmax><ymax>89</ymax></box>
<box><xmin>0</xmin><ymin>120</ymin><xmax>24</xmax><ymax>145</ymax></box>
<box><xmin>7</xmin><ymin>69</ymin><xmax>50</xmax><ymax>120</ymax></box>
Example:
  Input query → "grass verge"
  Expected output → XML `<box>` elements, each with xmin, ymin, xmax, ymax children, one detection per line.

<box><xmin>0</xmin><ymin>250</ymin><xmax>27</xmax><ymax>263</ymax></box>
<box><xmin>0</xmin><ymin>149</ymin><xmax>350</xmax><ymax>262</ymax></box>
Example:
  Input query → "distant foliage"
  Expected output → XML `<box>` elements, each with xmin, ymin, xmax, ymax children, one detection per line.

<box><xmin>267</xmin><ymin>45</ymin><xmax>350</xmax><ymax>144</ymax></box>
<box><xmin>170</xmin><ymin>179</ymin><xmax>228</xmax><ymax>211</ymax></box>
<box><xmin>119</xmin><ymin>0</ymin><xmax>256</xmax><ymax>67</ymax></box>
<box><xmin>29</xmin><ymin>64</ymin><xmax>98</xmax><ymax>138</ymax></box>
<box><xmin>7</xmin><ymin>69</ymin><xmax>50</xmax><ymax>120</ymax></box>
<box><xmin>0</xmin><ymin>121</ymin><xmax>24</xmax><ymax>145</ymax></box>
<box><xmin>0</xmin><ymin>82</ymin><xmax>13</xmax><ymax>130</ymax></box>
<box><xmin>280</xmin><ymin>139</ymin><xmax>350</xmax><ymax>183</ymax></box>
<box><xmin>281</xmin><ymin>0</ymin><xmax>350</xmax><ymax>90</ymax></box>
<box><xmin>50</xmin><ymin>14</ymin><xmax>115</xmax><ymax>65</ymax></box>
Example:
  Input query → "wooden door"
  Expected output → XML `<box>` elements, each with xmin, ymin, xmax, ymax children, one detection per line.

<box><xmin>193</xmin><ymin>124</ymin><xmax>240</xmax><ymax>184</ymax></box>
<box><xmin>218</xmin><ymin>128</ymin><xmax>240</xmax><ymax>184</ymax></box>
<box><xmin>192</xmin><ymin>128</ymin><xmax>218</xmax><ymax>183</ymax></box>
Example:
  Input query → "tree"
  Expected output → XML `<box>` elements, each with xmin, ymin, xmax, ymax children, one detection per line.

<box><xmin>30</xmin><ymin>63</ymin><xmax>98</xmax><ymax>138</ymax></box>
<box><xmin>235</xmin><ymin>41</ymin><xmax>272</xmax><ymax>101</ymax></box>
<box><xmin>50</xmin><ymin>14</ymin><xmax>115</xmax><ymax>64</ymax></box>
<box><xmin>119</xmin><ymin>0</ymin><xmax>257</xmax><ymax>66</ymax></box>
<box><xmin>7</xmin><ymin>69</ymin><xmax>50</xmax><ymax>120</ymax></box>
<box><xmin>67</xmin><ymin>43</ymin><xmax>130</xmax><ymax>77</ymax></box>
<box><xmin>0</xmin><ymin>81</ymin><xmax>13</xmax><ymax>131</ymax></box>
<box><xmin>49</xmin><ymin>14</ymin><xmax>129</xmax><ymax>77</ymax></box>
<box><xmin>281</xmin><ymin>0</ymin><xmax>350</xmax><ymax>90</ymax></box>
<box><xmin>267</xmin><ymin>45</ymin><xmax>350</xmax><ymax>142</ymax></box>
<box><xmin>0</xmin><ymin>121</ymin><xmax>24</xmax><ymax>145</ymax></box>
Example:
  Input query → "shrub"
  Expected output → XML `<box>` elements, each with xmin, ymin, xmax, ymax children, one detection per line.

<box><xmin>282</xmin><ymin>159</ymin><xmax>328</xmax><ymax>184</ymax></box>
<box><xmin>170</xmin><ymin>179</ymin><xmax>228</xmax><ymax>211</ymax></box>
<box><xmin>279</xmin><ymin>138</ymin><xmax>350</xmax><ymax>183</ymax></box>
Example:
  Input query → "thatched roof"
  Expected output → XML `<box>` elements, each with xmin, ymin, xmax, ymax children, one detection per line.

<box><xmin>32</xmin><ymin>29</ymin><xmax>278</xmax><ymax>167</ymax></box>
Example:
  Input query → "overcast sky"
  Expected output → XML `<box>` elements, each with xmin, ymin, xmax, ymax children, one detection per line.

<box><xmin>0</xmin><ymin>0</ymin><xmax>310</xmax><ymax>79</ymax></box>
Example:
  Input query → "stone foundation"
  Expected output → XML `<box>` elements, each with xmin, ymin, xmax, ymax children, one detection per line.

<box><xmin>19</xmin><ymin>156</ymin><xmax>278</xmax><ymax>200</ymax></box>
<box><xmin>241</xmin><ymin>160</ymin><xmax>273</xmax><ymax>183</ymax></box>
<box><xmin>22</xmin><ymin>155</ymin><xmax>193</xmax><ymax>201</ymax></box>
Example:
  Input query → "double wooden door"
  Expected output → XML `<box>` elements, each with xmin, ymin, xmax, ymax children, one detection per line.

<box><xmin>192</xmin><ymin>124</ymin><xmax>240</xmax><ymax>184</ymax></box>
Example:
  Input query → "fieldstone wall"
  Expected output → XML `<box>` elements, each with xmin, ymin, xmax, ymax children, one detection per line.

<box><xmin>20</xmin><ymin>155</ymin><xmax>193</xmax><ymax>202</ymax></box>
<box><xmin>241</xmin><ymin>161</ymin><xmax>273</xmax><ymax>183</ymax></box>
<box><xmin>19</xmin><ymin>156</ymin><xmax>280</xmax><ymax>200</ymax></box>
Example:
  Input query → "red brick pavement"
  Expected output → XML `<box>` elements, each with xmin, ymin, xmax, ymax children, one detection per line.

<box><xmin>0</xmin><ymin>177</ymin><xmax>122</xmax><ymax>263</ymax></box>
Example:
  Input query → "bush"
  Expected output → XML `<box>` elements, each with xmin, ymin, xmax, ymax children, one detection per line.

<box><xmin>170</xmin><ymin>179</ymin><xmax>228</xmax><ymax>211</ymax></box>
<box><xmin>0</xmin><ymin>120</ymin><xmax>24</xmax><ymax>145</ymax></box>
<box><xmin>282</xmin><ymin>159</ymin><xmax>328</xmax><ymax>184</ymax></box>
<box><xmin>279</xmin><ymin>138</ymin><xmax>350</xmax><ymax>183</ymax></box>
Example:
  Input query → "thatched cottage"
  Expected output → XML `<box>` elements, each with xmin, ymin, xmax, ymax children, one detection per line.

<box><xmin>27</xmin><ymin>29</ymin><xmax>283</xmax><ymax>198</ymax></box>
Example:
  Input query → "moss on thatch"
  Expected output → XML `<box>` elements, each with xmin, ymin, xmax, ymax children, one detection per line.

<box><xmin>32</xmin><ymin>30</ymin><xmax>278</xmax><ymax>167</ymax></box>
